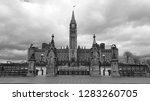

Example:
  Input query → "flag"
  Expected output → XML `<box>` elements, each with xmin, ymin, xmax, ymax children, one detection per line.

<box><xmin>24</xmin><ymin>0</ymin><xmax>30</xmax><ymax>2</ymax></box>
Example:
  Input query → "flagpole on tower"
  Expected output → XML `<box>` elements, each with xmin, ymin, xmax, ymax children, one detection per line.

<box><xmin>73</xmin><ymin>5</ymin><xmax>76</xmax><ymax>11</ymax></box>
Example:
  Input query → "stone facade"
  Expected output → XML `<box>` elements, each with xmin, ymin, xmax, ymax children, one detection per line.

<box><xmin>27</xmin><ymin>11</ymin><xmax>118</xmax><ymax>67</ymax></box>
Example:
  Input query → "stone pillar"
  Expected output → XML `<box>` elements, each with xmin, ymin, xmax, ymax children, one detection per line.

<box><xmin>111</xmin><ymin>59</ymin><xmax>119</xmax><ymax>77</ymax></box>
<box><xmin>90</xmin><ymin>55</ymin><xmax>101</xmax><ymax>76</ymax></box>
<box><xmin>111</xmin><ymin>44</ymin><xmax>119</xmax><ymax>77</ymax></box>
<box><xmin>46</xmin><ymin>50</ymin><xmax>57</xmax><ymax>76</ymax></box>
<box><xmin>27</xmin><ymin>53</ymin><xmax>36</xmax><ymax>76</ymax></box>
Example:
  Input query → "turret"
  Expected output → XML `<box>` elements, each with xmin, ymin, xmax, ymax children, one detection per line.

<box><xmin>92</xmin><ymin>34</ymin><xmax>98</xmax><ymax>48</ymax></box>
<box><xmin>48</xmin><ymin>34</ymin><xmax>55</xmax><ymax>50</ymax></box>
<box><xmin>100</xmin><ymin>43</ymin><xmax>105</xmax><ymax>49</ymax></box>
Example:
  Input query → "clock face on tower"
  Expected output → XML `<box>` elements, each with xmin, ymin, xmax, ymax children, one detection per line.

<box><xmin>71</xmin><ymin>24</ymin><xmax>75</xmax><ymax>28</ymax></box>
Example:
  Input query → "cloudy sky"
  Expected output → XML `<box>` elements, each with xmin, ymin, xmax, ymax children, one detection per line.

<box><xmin>0</xmin><ymin>0</ymin><xmax>150</xmax><ymax>62</ymax></box>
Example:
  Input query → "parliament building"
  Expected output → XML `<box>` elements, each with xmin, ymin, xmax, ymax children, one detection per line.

<box><xmin>27</xmin><ymin>11</ymin><xmax>118</xmax><ymax>66</ymax></box>
<box><xmin>0</xmin><ymin>11</ymin><xmax>149</xmax><ymax>78</ymax></box>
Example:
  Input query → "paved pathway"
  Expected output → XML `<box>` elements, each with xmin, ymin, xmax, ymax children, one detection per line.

<box><xmin>0</xmin><ymin>76</ymin><xmax>150</xmax><ymax>84</ymax></box>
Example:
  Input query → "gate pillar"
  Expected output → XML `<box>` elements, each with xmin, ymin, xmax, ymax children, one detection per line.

<box><xmin>27</xmin><ymin>53</ymin><xmax>36</xmax><ymax>76</ymax></box>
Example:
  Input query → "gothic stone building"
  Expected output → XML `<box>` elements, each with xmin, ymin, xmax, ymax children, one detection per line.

<box><xmin>27</xmin><ymin>11</ymin><xmax>118</xmax><ymax>66</ymax></box>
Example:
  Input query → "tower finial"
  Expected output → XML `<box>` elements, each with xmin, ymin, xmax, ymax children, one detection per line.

<box><xmin>93</xmin><ymin>34</ymin><xmax>96</xmax><ymax>45</ymax></box>
<box><xmin>51</xmin><ymin>34</ymin><xmax>54</xmax><ymax>43</ymax></box>
<box><xmin>52</xmin><ymin>34</ymin><xmax>54</xmax><ymax>40</ymax></box>
<box><xmin>50</xmin><ymin>34</ymin><xmax>55</xmax><ymax>48</ymax></box>
<box><xmin>73</xmin><ymin>5</ymin><xmax>76</xmax><ymax>10</ymax></box>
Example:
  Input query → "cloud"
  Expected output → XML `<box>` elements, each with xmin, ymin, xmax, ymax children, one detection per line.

<box><xmin>76</xmin><ymin>0</ymin><xmax>150</xmax><ymax>56</ymax></box>
<box><xmin>0</xmin><ymin>0</ymin><xmax>150</xmax><ymax>62</ymax></box>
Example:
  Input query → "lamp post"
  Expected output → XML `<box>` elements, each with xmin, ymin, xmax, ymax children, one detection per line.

<box><xmin>40</xmin><ymin>54</ymin><xmax>44</xmax><ymax>75</ymax></box>
<box><xmin>102</xmin><ymin>54</ymin><xmax>106</xmax><ymax>76</ymax></box>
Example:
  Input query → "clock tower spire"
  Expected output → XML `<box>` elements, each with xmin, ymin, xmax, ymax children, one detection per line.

<box><xmin>69</xmin><ymin>10</ymin><xmax>77</xmax><ymax>64</ymax></box>
<box><xmin>70</xmin><ymin>11</ymin><xmax>76</xmax><ymax>24</ymax></box>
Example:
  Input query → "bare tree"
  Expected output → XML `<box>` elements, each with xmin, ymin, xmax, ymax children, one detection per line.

<box><xmin>123</xmin><ymin>51</ymin><xmax>140</xmax><ymax>64</ymax></box>
<box><xmin>123</xmin><ymin>51</ymin><xmax>133</xmax><ymax>64</ymax></box>
<box><xmin>133</xmin><ymin>56</ymin><xmax>140</xmax><ymax>64</ymax></box>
